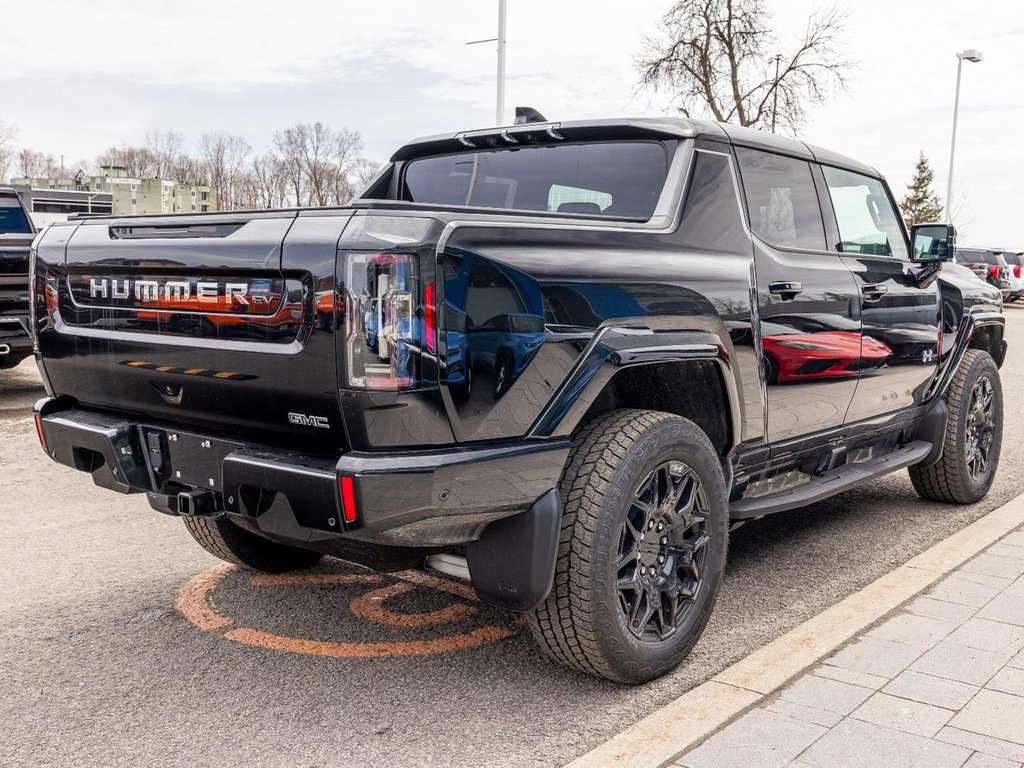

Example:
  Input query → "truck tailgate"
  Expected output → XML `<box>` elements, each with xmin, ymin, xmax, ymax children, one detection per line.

<box><xmin>35</xmin><ymin>212</ymin><xmax>351</xmax><ymax>451</ymax></box>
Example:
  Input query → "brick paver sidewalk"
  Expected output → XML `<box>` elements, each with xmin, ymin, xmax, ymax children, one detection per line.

<box><xmin>674</xmin><ymin>526</ymin><xmax>1024</xmax><ymax>768</ymax></box>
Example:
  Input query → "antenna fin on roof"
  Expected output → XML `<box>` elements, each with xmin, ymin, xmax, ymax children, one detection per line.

<box><xmin>514</xmin><ymin>107</ymin><xmax>548</xmax><ymax>125</ymax></box>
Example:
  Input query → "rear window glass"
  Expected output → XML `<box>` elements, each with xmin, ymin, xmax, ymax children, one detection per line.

<box><xmin>402</xmin><ymin>142</ymin><xmax>668</xmax><ymax>219</ymax></box>
<box><xmin>958</xmin><ymin>250</ymin><xmax>996</xmax><ymax>265</ymax></box>
<box><xmin>0</xmin><ymin>198</ymin><xmax>33</xmax><ymax>234</ymax></box>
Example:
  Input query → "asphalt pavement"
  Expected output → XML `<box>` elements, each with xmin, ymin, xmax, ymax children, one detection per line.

<box><xmin>2</xmin><ymin>308</ymin><xmax>1023</xmax><ymax>768</ymax></box>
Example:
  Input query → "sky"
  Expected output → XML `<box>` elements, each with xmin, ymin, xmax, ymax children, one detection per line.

<box><xmin>2</xmin><ymin>0</ymin><xmax>1022</xmax><ymax>245</ymax></box>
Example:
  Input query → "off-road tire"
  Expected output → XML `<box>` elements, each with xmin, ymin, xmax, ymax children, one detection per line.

<box><xmin>910</xmin><ymin>349</ymin><xmax>1002</xmax><ymax>504</ymax></box>
<box><xmin>527</xmin><ymin>408</ymin><xmax>728</xmax><ymax>684</ymax></box>
<box><xmin>183</xmin><ymin>516</ymin><xmax>323</xmax><ymax>572</ymax></box>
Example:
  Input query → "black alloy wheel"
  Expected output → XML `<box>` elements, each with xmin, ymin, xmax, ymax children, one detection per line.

<box><xmin>617</xmin><ymin>461</ymin><xmax>710</xmax><ymax>641</ymax></box>
<box><xmin>965</xmin><ymin>374</ymin><xmax>996</xmax><ymax>481</ymax></box>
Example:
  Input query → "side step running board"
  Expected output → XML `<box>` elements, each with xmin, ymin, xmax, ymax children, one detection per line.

<box><xmin>729</xmin><ymin>441</ymin><xmax>932</xmax><ymax>520</ymax></box>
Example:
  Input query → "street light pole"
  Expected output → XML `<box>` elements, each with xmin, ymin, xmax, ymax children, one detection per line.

<box><xmin>946</xmin><ymin>49</ymin><xmax>982</xmax><ymax>221</ymax></box>
<box><xmin>496</xmin><ymin>0</ymin><xmax>507</xmax><ymax>126</ymax></box>
<box><xmin>466</xmin><ymin>0</ymin><xmax>508</xmax><ymax>126</ymax></box>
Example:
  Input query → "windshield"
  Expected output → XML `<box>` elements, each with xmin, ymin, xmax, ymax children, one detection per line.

<box><xmin>0</xmin><ymin>197</ymin><xmax>34</xmax><ymax>234</ymax></box>
<box><xmin>402</xmin><ymin>141</ymin><xmax>669</xmax><ymax>220</ymax></box>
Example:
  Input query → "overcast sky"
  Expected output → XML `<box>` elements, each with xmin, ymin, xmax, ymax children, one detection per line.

<box><xmin>3</xmin><ymin>0</ymin><xmax>1021</xmax><ymax>244</ymax></box>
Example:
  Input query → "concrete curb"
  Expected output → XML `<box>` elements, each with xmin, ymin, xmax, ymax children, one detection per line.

<box><xmin>565</xmin><ymin>493</ymin><xmax>1024</xmax><ymax>768</ymax></box>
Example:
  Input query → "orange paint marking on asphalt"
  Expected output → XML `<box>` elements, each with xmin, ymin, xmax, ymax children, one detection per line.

<box><xmin>223</xmin><ymin>624</ymin><xmax>519</xmax><ymax>658</ymax></box>
<box><xmin>394</xmin><ymin>569</ymin><xmax>479</xmax><ymax>602</ymax></box>
<box><xmin>349</xmin><ymin>581</ymin><xmax>478</xmax><ymax>627</ymax></box>
<box><xmin>249</xmin><ymin>573</ymin><xmax>383</xmax><ymax>587</ymax></box>
<box><xmin>176</xmin><ymin>563</ymin><xmax>525</xmax><ymax>657</ymax></box>
<box><xmin>175</xmin><ymin>563</ymin><xmax>236</xmax><ymax>631</ymax></box>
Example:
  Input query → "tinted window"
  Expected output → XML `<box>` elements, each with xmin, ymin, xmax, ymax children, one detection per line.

<box><xmin>735</xmin><ymin>147</ymin><xmax>826</xmax><ymax>250</ymax></box>
<box><xmin>403</xmin><ymin>142</ymin><xmax>668</xmax><ymax>219</ymax></box>
<box><xmin>822</xmin><ymin>166</ymin><xmax>908</xmax><ymax>259</ymax></box>
<box><xmin>678</xmin><ymin>151</ymin><xmax>748</xmax><ymax>254</ymax></box>
<box><xmin>0</xmin><ymin>197</ymin><xmax>33</xmax><ymax>234</ymax></box>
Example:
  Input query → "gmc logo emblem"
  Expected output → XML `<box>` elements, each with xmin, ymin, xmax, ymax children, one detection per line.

<box><xmin>287</xmin><ymin>412</ymin><xmax>330</xmax><ymax>429</ymax></box>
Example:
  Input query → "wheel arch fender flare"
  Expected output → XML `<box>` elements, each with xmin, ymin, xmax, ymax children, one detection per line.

<box><xmin>526</xmin><ymin>316</ymin><xmax>744</xmax><ymax>453</ymax></box>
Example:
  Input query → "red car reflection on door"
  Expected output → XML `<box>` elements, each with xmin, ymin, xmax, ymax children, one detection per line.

<box><xmin>761</xmin><ymin>321</ymin><xmax>892</xmax><ymax>384</ymax></box>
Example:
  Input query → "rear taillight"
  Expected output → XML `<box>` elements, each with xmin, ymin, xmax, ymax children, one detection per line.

<box><xmin>1015</xmin><ymin>265</ymin><xmax>1021</xmax><ymax>279</ymax></box>
<box><xmin>339</xmin><ymin>476</ymin><xmax>357</xmax><ymax>524</ymax></box>
<box><xmin>424</xmin><ymin>280</ymin><xmax>437</xmax><ymax>354</ymax></box>
<box><xmin>990</xmin><ymin>266</ymin><xmax>999</xmax><ymax>279</ymax></box>
<box><xmin>344</xmin><ymin>252</ymin><xmax>418</xmax><ymax>389</ymax></box>
<box><xmin>34</xmin><ymin>412</ymin><xmax>47</xmax><ymax>452</ymax></box>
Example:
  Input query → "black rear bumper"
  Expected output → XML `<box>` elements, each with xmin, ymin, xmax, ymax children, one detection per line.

<box><xmin>34</xmin><ymin>398</ymin><xmax>568</xmax><ymax>608</ymax></box>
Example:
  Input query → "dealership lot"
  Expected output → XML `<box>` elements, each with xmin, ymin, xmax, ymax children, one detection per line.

<box><xmin>2</xmin><ymin>309</ymin><xmax>1023</xmax><ymax>768</ymax></box>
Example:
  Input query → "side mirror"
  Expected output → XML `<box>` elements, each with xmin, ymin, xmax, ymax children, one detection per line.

<box><xmin>910</xmin><ymin>223</ymin><xmax>957</xmax><ymax>263</ymax></box>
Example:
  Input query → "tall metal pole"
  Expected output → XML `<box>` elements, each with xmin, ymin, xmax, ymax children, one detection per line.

<box><xmin>946</xmin><ymin>55</ymin><xmax>964</xmax><ymax>219</ymax></box>
<box><xmin>496</xmin><ymin>0</ymin><xmax>507</xmax><ymax>125</ymax></box>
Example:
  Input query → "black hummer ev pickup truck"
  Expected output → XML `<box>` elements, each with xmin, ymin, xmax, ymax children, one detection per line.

<box><xmin>31</xmin><ymin>115</ymin><xmax>1005</xmax><ymax>683</ymax></box>
<box><xmin>0</xmin><ymin>187</ymin><xmax>36</xmax><ymax>369</ymax></box>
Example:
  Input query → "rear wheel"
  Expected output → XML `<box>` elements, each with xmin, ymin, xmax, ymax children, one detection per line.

<box><xmin>183</xmin><ymin>516</ymin><xmax>323</xmax><ymax>572</ymax></box>
<box><xmin>528</xmin><ymin>408</ymin><xmax>728</xmax><ymax>684</ymax></box>
<box><xmin>910</xmin><ymin>349</ymin><xmax>1002</xmax><ymax>503</ymax></box>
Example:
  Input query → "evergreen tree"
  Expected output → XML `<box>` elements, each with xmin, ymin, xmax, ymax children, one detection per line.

<box><xmin>899</xmin><ymin>153</ymin><xmax>945</xmax><ymax>227</ymax></box>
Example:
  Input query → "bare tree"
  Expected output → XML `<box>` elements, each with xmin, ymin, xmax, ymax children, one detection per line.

<box><xmin>272</xmin><ymin>122</ymin><xmax>364</xmax><ymax>207</ymax></box>
<box><xmin>96</xmin><ymin>145</ymin><xmax>158</xmax><ymax>177</ymax></box>
<box><xmin>0</xmin><ymin>119</ymin><xmax>15</xmax><ymax>182</ymax></box>
<box><xmin>167</xmin><ymin>153</ymin><xmax>205</xmax><ymax>186</ymax></box>
<box><xmin>638</xmin><ymin>0</ymin><xmax>849</xmax><ymax>133</ymax></box>
<box><xmin>349</xmin><ymin>158</ymin><xmax>384</xmax><ymax>196</ymax></box>
<box><xmin>145</xmin><ymin>129</ymin><xmax>185</xmax><ymax>179</ymax></box>
<box><xmin>17</xmin><ymin>149</ymin><xmax>51</xmax><ymax>179</ymax></box>
<box><xmin>198</xmin><ymin>132</ymin><xmax>252</xmax><ymax>210</ymax></box>
<box><xmin>272</xmin><ymin>124</ymin><xmax>308</xmax><ymax>206</ymax></box>
<box><xmin>250</xmin><ymin>154</ymin><xmax>290</xmax><ymax>209</ymax></box>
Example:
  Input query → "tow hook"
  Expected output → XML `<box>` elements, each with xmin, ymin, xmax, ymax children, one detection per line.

<box><xmin>177</xmin><ymin>490</ymin><xmax>219</xmax><ymax>517</ymax></box>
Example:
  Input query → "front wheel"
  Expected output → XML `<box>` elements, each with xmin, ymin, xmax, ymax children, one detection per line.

<box><xmin>528</xmin><ymin>409</ymin><xmax>728</xmax><ymax>684</ymax></box>
<box><xmin>910</xmin><ymin>349</ymin><xmax>1002</xmax><ymax>504</ymax></box>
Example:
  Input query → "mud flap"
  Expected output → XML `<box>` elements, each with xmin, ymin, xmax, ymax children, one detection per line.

<box><xmin>465</xmin><ymin>488</ymin><xmax>562</xmax><ymax>611</ymax></box>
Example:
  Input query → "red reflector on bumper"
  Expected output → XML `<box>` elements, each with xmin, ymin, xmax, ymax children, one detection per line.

<box><xmin>340</xmin><ymin>476</ymin><xmax>357</xmax><ymax>524</ymax></box>
<box><xmin>34</xmin><ymin>413</ymin><xmax>47</xmax><ymax>452</ymax></box>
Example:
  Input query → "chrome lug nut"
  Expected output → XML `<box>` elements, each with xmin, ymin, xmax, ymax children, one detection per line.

<box><xmin>661</xmin><ymin>536</ymin><xmax>668</xmax><ymax>545</ymax></box>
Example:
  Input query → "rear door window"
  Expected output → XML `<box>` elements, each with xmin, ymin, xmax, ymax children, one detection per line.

<box><xmin>821</xmin><ymin>166</ymin><xmax>908</xmax><ymax>259</ymax></box>
<box><xmin>402</xmin><ymin>142</ymin><xmax>668</xmax><ymax>220</ymax></box>
<box><xmin>735</xmin><ymin>147</ymin><xmax>826</xmax><ymax>250</ymax></box>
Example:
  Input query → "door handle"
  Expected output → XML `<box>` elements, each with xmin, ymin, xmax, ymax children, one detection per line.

<box><xmin>861</xmin><ymin>283</ymin><xmax>888</xmax><ymax>301</ymax></box>
<box><xmin>768</xmin><ymin>281</ymin><xmax>803</xmax><ymax>299</ymax></box>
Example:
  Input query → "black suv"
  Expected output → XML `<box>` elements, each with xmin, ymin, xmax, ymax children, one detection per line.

<box><xmin>32</xmin><ymin>116</ymin><xmax>1005</xmax><ymax>683</ymax></box>
<box><xmin>955</xmin><ymin>247</ymin><xmax>1016</xmax><ymax>302</ymax></box>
